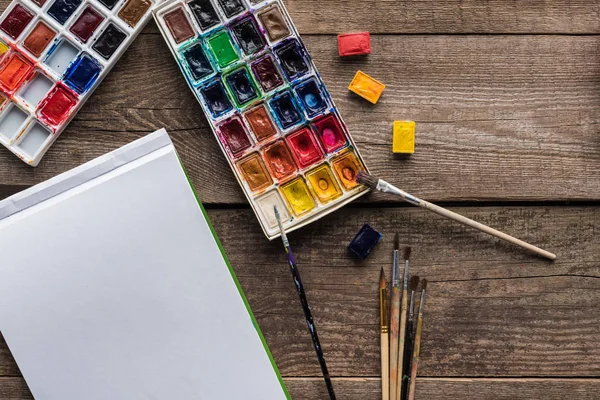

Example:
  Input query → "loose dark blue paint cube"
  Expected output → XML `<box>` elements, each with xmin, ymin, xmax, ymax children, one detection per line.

<box><xmin>348</xmin><ymin>224</ymin><xmax>382</xmax><ymax>259</ymax></box>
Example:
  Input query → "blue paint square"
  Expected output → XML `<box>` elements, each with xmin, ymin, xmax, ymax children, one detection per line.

<box><xmin>48</xmin><ymin>0</ymin><xmax>83</xmax><ymax>25</ymax></box>
<box><xmin>294</xmin><ymin>78</ymin><xmax>328</xmax><ymax>118</ymax></box>
<box><xmin>348</xmin><ymin>224</ymin><xmax>382</xmax><ymax>259</ymax></box>
<box><xmin>269</xmin><ymin>91</ymin><xmax>304</xmax><ymax>130</ymax></box>
<box><xmin>64</xmin><ymin>54</ymin><xmax>102</xmax><ymax>94</ymax></box>
<box><xmin>199</xmin><ymin>79</ymin><xmax>233</xmax><ymax>118</ymax></box>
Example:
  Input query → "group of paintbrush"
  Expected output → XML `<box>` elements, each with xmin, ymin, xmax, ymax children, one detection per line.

<box><xmin>379</xmin><ymin>236</ymin><xmax>427</xmax><ymax>400</ymax></box>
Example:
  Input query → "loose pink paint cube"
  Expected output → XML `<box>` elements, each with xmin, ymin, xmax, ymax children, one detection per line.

<box><xmin>337</xmin><ymin>32</ymin><xmax>371</xmax><ymax>56</ymax></box>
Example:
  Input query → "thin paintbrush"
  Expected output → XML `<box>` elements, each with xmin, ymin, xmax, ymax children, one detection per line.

<box><xmin>407</xmin><ymin>279</ymin><xmax>427</xmax><ymax>400</ymax></box>
<box><xmin>396</xmin><ymin>247</ymin><xmax>410</xmax><ymax>400</ymax></box>
<box><xmin>274</xmin><ymin>206</ymin><xmax>336</xmax><ymax>400</ymax></box>
<box><xmin>401</xmin><ymin>276</ymin><xmax>419</xmax><ymax>400</ymax></box>
<box><xmin>355</xmin><ymin>172</ymin><xmax>556</xmax><ymax>260</ymax></box>
<box><xmin>389</xmin><ymin>235</ymin><xmax>401</xmax><ymax>400</ymax></box>
<box><xmin>379</xmin><ymin>268</ymin><xmax>390</xmax><ymax>400</ymax></box>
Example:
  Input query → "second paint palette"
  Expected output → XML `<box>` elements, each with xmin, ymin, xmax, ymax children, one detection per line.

<box><xmin>154</xmin><ymin>0</ymin><xmax>369</xmax><ymax>239</ymax></box>
<box><xmin>0</xmin><ymin>0</ymin><xmax>154</xmax><ymax>165</ymax></box>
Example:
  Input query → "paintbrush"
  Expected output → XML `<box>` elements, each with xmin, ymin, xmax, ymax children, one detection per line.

<box><xmin>355</xmin><ymin>172</ymin><xmax>556</xmax><ymax>260</ymax></box>
<box><xmin>274</xmin><ymin>206</ymin><xmax>336</xmax><ymax>400</ymax></box>
<box><xmin>396</xmin><ymin>246</ymin><xmax>410</xmax><ymax>400</ymax></box>
<box><xmin>389</xmin><ymin>234</ymin><xmax>401</xmax><ymax>400</ymax></box>
<box><xmin>379</xmin><ymin>268</ymin><xmax>389</xmax><ymax>400</ymax></box>
<box><xmin>401</xmin><ymin>276</ymin><xmax>419</xmax><ymax>400</ymax></box>
<box><xmin>407</xmin><ymin>279</ymin><xmax>427</xmax><ymax>400</ymax></box>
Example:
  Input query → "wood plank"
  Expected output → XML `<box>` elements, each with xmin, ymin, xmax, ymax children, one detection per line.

<box><xmin>3</xmin><ymin>0</ymin><xmax>597</xmax><ymax>35</ymax></box>
<box><xmin>1</xmin><ymin>206</ymin><xmax>598</xmax><ymax>377</ymax></box>
<box><xmin>1</xmin><ymin>34</ymin><xmax>599</xmax><ymax>204</ymax></box>
<box><xmin>3</xmin><ymin>376</ymin><xmax>600</xmax><ymax>400</ymax></box>
<box><xmin>283</xmin><ymin>0</ymin><xmax>600</xmax><ymax>34</ymax></box>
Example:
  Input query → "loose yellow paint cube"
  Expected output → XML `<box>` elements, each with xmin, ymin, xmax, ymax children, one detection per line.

<box><xmin>348</xmin><ymin>71</ymin><xmax>385</xmax><ymax>104</ymax></box>
<box><xmin>393</xmin><ymin>121</ymin><xmax>416</xmax><ymax>154</ymax></box>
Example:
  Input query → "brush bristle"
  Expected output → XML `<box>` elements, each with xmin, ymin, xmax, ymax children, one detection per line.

<box><xmin>356</xmin><ymin>171</ymin><xmax>379</xmax><ymax>189</ymax></box>
<box><xmin>379</xmin><ymin>268</ymin><xmax>386</xmax><ymax>289</ymax></box>
<box><xmin>409</xmin><ymin>276</ymin><xmax>419</xmax><ymax>291</ymax></box>
<box><xmin>403</xmin><ymin>246</ymin><xmax>411</xmax><ymax>260</ymax></box>
<box><xmin>394</xmin><ymin>233</ymin><xmax>400</xmax><ymax>250</ymax></box>
<box><xmin>421</xmin><ymin>279</ymin><xmax>428</xmax><ymax>290</ymax></box>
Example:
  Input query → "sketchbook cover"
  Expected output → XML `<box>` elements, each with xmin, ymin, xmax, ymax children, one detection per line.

<box><xmin>0</xmin><ymin>129</ymin><xmax>290</xmax><ymax>400</ymax></box>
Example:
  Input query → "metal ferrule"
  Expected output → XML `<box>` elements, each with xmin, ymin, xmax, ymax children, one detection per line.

<box><xmin>403</xmin><ymin>259</ymin><xmax>409</xmax><ymax>289</ymax></box>
<box><xmin>418</xmin><ymin>290</ymin><xmax>426</xmax><ymax>315</ymax></box>
<box><xmin>392</xmin><ymin>251</ymin><xmax>400</xmax><ymax>286</ymax></box>
<box><xmin>380</xmin><ymin>288</ymin><xmax>389</xmax><ymax>333</ymax></box>
<box><xmin>378</xmin><ymin>180</ymin><xmax>421</xmax><ymax>206</ymax></box>
<box><xmin>409</xmin><ymin>291</ymin><xmax>416</xmax><ymax>319</ymax></box>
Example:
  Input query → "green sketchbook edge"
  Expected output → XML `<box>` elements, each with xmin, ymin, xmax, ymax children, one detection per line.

<box><xmin>178</xmin><ymin>158</ymin><xmax>291</xmax><ymax>400</ymax></box>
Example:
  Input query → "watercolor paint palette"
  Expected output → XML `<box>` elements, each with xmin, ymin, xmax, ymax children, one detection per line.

<box><xmin>0</xmin><ymin>0</ymin><xmax>154</xmax><ymax>165</ymax></box>
<box><xmin>153</xmin><ymin>0</ymin><xmax>369</xmax><ymax>239</ymax></box>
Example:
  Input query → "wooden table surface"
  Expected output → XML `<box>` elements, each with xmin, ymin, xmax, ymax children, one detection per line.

<box><xmin>1</xmin><ymin>0</ymin><xmax>600</xmax><ymax>399</ymax></box>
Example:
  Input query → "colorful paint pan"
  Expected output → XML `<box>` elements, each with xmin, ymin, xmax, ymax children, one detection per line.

<box><xmin>280</xmin><ymin>177</ymin><xmax>315</xmax><ymax>216</ymax></box>
<box><xmin>306</xmin><ymin>164</ymin><xmax>341</xmax><ymax>204</ymax></box>
<box><xmin>244</xmin><ymin>103</ymin><xmax>277</xmax><ymax>142</ymax></box>
<box><xmin>237</xmin><ymin>152</ymin><xmax>272</xmax><ymax>192</ymax></box>
<box><xmin>23</xmin><ymin>21</ymin><xmax>56</xmax><ymax>56</ymax></box>
<box><xmin>251</xmin><ymin>54</ymin><xmax>283</xmax><ymax>92</ymax></box>
<box><xmin>269</xmin><ymin>90</ymin><xmax>303</xmax><ymax>130</ymax></box>
<box><xmin>332</xmin><ymin>150</ymin><xmax>364</xmax><ymax>190</ymax></box>
<box><xmin>218</xmin><ymin>115</ymin><xmax>251</xmax><ymax>156</ymax></box>
<box><xmin>286</xmin><ymin>127</ymin><xmax>323</xmax><ymax>168</ymax></box>
<box><xmin>313</xmin><ymin>114</ymin><xmax>347</xmax><ymax>153</ymax></box>
<box><xmin>263</xmin><ymin>140</ymin><xmax>296</xmax><ymax>180</ymax></box>
<box><xmin>154</xmin><ymin>0</ymin><xmax>370</xmax><ymax>239</ymax></box>
<box><xmin>0</xmin><ymin>0</ymin><xmax>155</xmax><ymax>165</ymax></box>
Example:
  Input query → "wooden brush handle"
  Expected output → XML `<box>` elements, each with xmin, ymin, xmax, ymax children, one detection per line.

<box><xmin>407</xmin><ymin>316</ymin><xmax>423</xmax><ymax>400</ymax></box>
<box><xmin>419</xmin><ymin>199</ymin><xmax>556</xmax><ymax>260</ymax></box>
<box><xmin>381</xmin><ymin>332</ymin><xmax>390</xmax><ymax>400</ymax></box>
<box><xmin>396</xmin><ymin>290</ymin><xmax>408</xmax><ymax>400</ymax></box>
<box><xmin>389</xmin><ymin>286</ymin><xmax>401</xmax><ymax>400</ymax></box>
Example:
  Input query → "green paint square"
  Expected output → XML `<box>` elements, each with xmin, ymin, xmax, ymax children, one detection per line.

<box><xmin>207</xmin><ymin>30</ymin><xmax>239</xmax><ymax>68</ymax></box>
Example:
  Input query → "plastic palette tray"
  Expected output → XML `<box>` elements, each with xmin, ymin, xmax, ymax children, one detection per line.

<box><xmin>0</xmin><ymin>0</ymin><xmax>155</xmax><ymax>165</ymax></box>
<box><xmin>154</xmin><ymin>0</ymin><xmax>370</xmax><ymax>239</ymax></box>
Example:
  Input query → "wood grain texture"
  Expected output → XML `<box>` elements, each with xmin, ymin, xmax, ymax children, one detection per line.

<box><xmin>3</xmin><ymin>377</ymin><xmax>600</xmax><ymax>400</ymax></box>
<box><xmin>3</xmin><ymin>206</ymin><xmax>597</xmax><ymax>380</ymax></box>
<box><xmin>0</xmin><ymin>33</ymin><xmax>599</xmax><ymax>204</ymax></box>
<box><xmin>3</xmin><ymin>0</ymin><xmax>598</xmax><ymax>35</ymax></box>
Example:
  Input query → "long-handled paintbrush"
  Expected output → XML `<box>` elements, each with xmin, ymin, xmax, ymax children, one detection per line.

<box><xmin>389</xmin><ymin>236</ymin><xmax>401</xmax><ymax>400</ymax></box>
<box><xmin>396</xmin><ymin>246</ymin><xmax>410</xmax><ymax>399</ymax></box>
<box><xmin>356</xmin><ymin>172</ymin><xmax>556</xmax><ymax>260</ymax></box>
<box><xmin>274</xmin><ymin>206</ymin><xmax>336</xmax><ymax>400</ymax></box>
<box><xmin>401</xmin><ymin>276</ymin><xmax>419</xmax><ymax>400</ymax></box>
<box><xmin>407</xmin><ymin>279</ymin><xmax>427</xmax><ymax>400</ymax></box>
<box><xmin>379</xmin><ymin>268</ymin><xmax>390</xmax><ymax>400</ymax></box>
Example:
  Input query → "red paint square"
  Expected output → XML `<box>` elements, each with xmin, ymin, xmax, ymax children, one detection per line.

<box><xmin>286</xmin><ymin>127</ymin><xmax>323</xmax><ymax>168</ymax></box>
<box><xmin>0</xmin><ymin>4</ymin><xmax>34</xmax><ymax>39</ymax></box>
<box><xmin>38</xmin><ymin>85</ymin><xmax>78</xmax><ymax>126</ymax></box>
<box><xmin>313</xmin><ymin>114</ymin><xmax>347</xmax><ymax>153</ymax></box>
<box><xmin>218</xmin><ymin>116</ymin><xmax>252</xmax><ymax>156</ymax></box>
<box><xmin>337</xmin><ymin>32</ymin><xmax>371</xmax><ymax>57</ymax></box>
<box><xmin>70</xmin><ymin>6</ymin><xmax>105</xmax><ymax>43</ymax></box>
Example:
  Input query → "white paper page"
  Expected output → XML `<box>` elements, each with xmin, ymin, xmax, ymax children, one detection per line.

<box><xmin>0</xmin><ymin>131</ymin><xmax>288</xmax><ymax>400</ymax></box>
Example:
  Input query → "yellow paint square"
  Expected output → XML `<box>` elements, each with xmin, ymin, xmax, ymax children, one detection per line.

<box><xmin>0</xmin><ymin>41</ymin><xmax>7</xmax><ymax>57</ymax></box>
<box><xmin>280</xmin><ymin>178</ymin><xmax>316</xmax><ymax>216</ymax></box>
<box><xmin>392</xmin><ymin>121</ymin><xmax>416</xmax><ymax>154</ymax></box>
<box><xmin>348</xmin><ymin>70</ymin><xmax>385</xmax><ymax>104</ymax></box>
<box><xmin>306</xmin><ymin>164</ymin><xmax>342</xmax><ymax>204</ymax></box>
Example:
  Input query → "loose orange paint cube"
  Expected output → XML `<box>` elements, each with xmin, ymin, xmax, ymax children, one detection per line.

<box><xmin>348</xmin><ymin>70</ymin><xmax>385</xmax><ymax>104</ymax></box>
